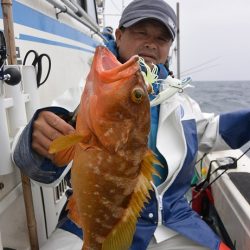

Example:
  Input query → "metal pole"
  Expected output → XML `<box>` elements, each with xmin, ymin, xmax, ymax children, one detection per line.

<box><xmin>0</xmin><ymin>1</ymin><xmax>39</xmax><ymax>249</ymax></box>
<box><xmin>21</xmin><ymin>174</ymin><xmax>39</xmax><ymax>250</ymax></box>
<box><xmin>176</xmin><ymin>2</ymin><xmax>180</xmax><ymax>79</ymax></box>
<box><xmin>122</xmin><ymin>0</ymin><xmax>125</xmax><ymax>11</ymax></box>
<box><xmin>1</xmin><ymin>0</ymin><xmax>16</xmax><ymax>64</ymax></box>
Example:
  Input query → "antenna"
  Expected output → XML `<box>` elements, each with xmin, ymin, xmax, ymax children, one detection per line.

<box><xmin>122</xmin><ymin>0</ymin><xmax>125</xmax><ymax>10</ymax></box>
<box><xmin>176</xmin><ymin>2</ymin><xmax>180</xmax><ymax>78</ymax></box>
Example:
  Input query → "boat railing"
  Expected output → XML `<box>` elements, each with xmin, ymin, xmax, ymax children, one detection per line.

<box><xmin>45</xmin><ymin>0</ymin><xmax>105</xmax><ymax>41</ymax></box>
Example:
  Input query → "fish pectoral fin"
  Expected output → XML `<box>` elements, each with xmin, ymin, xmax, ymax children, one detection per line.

<box><xmin>52</xmin><ymin>146</ymin><xmax>75</xmax><ymax>167</ymax></box>
<box><xmin>49</xmin><ymin>133</ymin><xmax>89</xmax><ymax>167</ymax></box>
<box><xmin>49</xmin><ymin>133</ymin><xmax>85</xmax><ymax>154</ymax></box>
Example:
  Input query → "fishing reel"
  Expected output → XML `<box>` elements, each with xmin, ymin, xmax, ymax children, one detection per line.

<box><xmin>0</xmin><ymin>31</ymin><xmax>21</xmax><ymax>86</ymax></box>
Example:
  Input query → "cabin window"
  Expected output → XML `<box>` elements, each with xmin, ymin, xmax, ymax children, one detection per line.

<box><xmin>76</xmin><ymin>0</ymin><xmax>100</xmax><ymax>24</ymax></box>
<box><xmin>76</xmin><ymin>0</ymin><xmax>86</xmax><ymax>11</ymax></box>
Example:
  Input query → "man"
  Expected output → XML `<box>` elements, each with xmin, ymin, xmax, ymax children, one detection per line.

<box><xmin>13</xmin><ymin>0</ymin><xmax>249</xmax><ymax>249</ymax></box>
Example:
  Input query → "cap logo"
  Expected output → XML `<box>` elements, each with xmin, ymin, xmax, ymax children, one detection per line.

<box><xmin>167</xmin><ymin>17</ymin><xmax>176</xmax><ymax>31</ymax></box>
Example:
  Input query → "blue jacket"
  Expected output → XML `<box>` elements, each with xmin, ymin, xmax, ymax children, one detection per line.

<box><xmin>13</xmin><ymin>42</ymin><xmax>250</xmax><ymax>250</ymax></box>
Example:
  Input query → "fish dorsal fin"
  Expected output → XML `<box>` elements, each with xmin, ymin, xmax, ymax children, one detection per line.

<box><xmin>102</xmin><ymin>150</ymin><xmax>159</xmax><ymax>250</ymax></box>
<box><xmin>49</xmin><ymin>133</ymin><xmax>88</xmax><ymax>166</ymax></box>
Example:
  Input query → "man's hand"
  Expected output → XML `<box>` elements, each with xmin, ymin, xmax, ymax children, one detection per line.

<box><xmin>32</xmin><ymin>111</ymin><xmax>75</xmax><ymax>160</ymax></box>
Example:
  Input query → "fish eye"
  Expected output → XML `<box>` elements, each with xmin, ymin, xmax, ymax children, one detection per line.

<box><xmin>131</xmin><ymin>87</ymin><xmax>145</xmax><ymax>103</ymax></box>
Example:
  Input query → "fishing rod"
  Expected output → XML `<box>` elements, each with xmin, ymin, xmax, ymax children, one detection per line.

<box><xmin>181</xmin><ymin>64</ymin><xmax>220</xmax><ymax>78</ymax></box>
<box><xmin>181</xmin><ymin>57</ymin><xmax>221</xmax><ymax>75</ymax></box>
<box><xmin>190</xmin><ymin>146</ymin><xmax>250</xmax><ymax>204</ymax></box>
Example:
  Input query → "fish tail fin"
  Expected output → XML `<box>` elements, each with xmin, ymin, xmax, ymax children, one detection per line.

<box><xmin>66</xmin><ymin>194</ymin><xmax>82</xmax><ymax>228</ymax></box>
<box><xmin>49</xmin><ymin>133</ymin><xmax>85</xmax><ymax>166</ymax></box>
<box><xmin>102</xmin><ymin>149</ymin><xmax>158</xmax><ymax>250</ymax></box>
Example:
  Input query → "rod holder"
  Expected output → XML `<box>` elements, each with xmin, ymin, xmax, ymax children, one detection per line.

<box><xmin>0</xmin><ymin>65</ymin><xmax>39</xmax><ymax>175</ymax></box>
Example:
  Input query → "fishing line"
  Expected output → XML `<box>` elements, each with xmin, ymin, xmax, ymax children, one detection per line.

<box><xmin>181</xmin><ymin>57</ymin><xmax>221</xmax><ymax>75</ymax></box>
<box><xmin>181</xmin><ymin>64</ymin><xmax>220</xmax><ymax>78</ymax></box>
<box><xmin>195</xmin><ymin>153</ymin><xmax>207</xmax><ymax>165</ymax></box>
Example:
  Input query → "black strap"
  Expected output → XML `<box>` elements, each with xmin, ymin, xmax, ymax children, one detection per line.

<box><xmin>23</xmin><ymin>50</ymin><xmax>51</xmax><ymax>87</ymax></box>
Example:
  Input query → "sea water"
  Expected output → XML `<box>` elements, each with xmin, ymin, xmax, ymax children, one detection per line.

<box><xmin>186</xmin><ymin>81</ymin><xmax>250</xmax><ymax>113</ymax></box>
<box><xmin>186</xmin><ymin>80</ymin><xmax>250</xmax><ymax>156</ymax></box>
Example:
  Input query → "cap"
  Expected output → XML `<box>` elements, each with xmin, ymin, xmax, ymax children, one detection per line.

<box><xmin>118</xmin><ymin>0</ymin><xmax>177</xmax><ymax>40</ymax></box>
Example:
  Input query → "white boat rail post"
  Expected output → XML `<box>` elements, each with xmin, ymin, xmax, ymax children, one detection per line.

<box><xmin>4</xmin><ymin>66</ymin><xmax>27</xmax><ymax>137</ymax></box>
<box><xmin>0</xmin><ymin>81</ymin><xmax>13</xmax><ymax>175</ymax></box>
<box><xmin>0</xmin><ymin>64</ymin><xmax>24</xmax><ymax>175</ymax></box>
<box><xmin>0</xmin><ymin>0</ymin><xmax>39</xmax><ymax>249</ymax></box>
<box><xmin>22</xmin><ymin>65</ymin><xmax>40</xmax><ymax>120</ymax></box>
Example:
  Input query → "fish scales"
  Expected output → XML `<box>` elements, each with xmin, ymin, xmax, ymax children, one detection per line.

<box><xmin>49</xmin><ymin>46</ymin><xmax>159</xmax><ymax>250</ymax></box>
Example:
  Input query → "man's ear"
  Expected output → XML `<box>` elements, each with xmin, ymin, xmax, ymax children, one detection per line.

<box><xmin>115</xmin><ymin>28</ymin><xmax>122</xmax><ymax>47</ymax></box>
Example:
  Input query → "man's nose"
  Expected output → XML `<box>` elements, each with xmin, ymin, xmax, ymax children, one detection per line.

<box><xmin>144</xmin><ymin>38</ymin><xmax>157</xmax><ymax>49</ymax></box>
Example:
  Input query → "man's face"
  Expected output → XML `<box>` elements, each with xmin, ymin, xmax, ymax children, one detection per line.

<box><xmin>115</xmin><ymin>19</ymin><xmax>173</xmax><ymax>66</ymax></box>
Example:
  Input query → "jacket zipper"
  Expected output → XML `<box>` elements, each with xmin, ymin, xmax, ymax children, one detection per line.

<box><xmin>152</xmin><ymin>183</ymin><xmax>164</xmax><ymax>226</ymax></box>
<box><xmin>156</xmin><ymin>192</ymin><xmax>163</xmax><ymax>225</ymax></box>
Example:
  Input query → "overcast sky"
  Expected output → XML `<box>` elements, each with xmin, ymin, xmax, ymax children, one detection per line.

<box><xmin>103</xmin><ymin>0</ymin><xmax>250</xmax><ymax>81</ymax></box>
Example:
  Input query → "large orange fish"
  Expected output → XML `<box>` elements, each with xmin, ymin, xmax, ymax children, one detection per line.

<box><xmin>49</xmin><ymin>46</ymin><xmax>159</xmax><ymax>250</ymax></box>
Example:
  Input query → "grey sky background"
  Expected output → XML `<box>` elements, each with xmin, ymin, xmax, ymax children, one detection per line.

<box><xmin>103</xmin><ymin>0</ymin><xmax>250</xmax><ymax>81</ymax></box>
